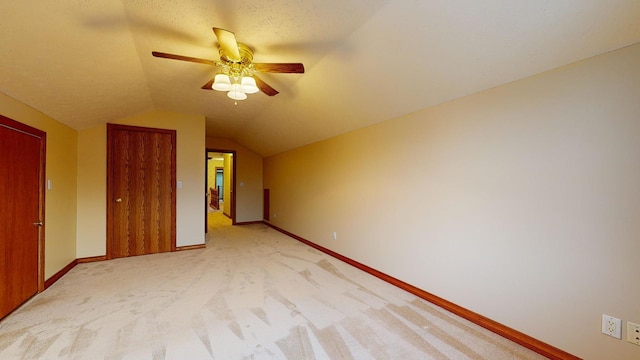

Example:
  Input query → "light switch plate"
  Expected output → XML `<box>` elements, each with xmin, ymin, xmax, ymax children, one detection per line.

<box><xmin>628</xmin><ymin>321</ymin><xmax>640</xmax><ymax>345</ymax></box>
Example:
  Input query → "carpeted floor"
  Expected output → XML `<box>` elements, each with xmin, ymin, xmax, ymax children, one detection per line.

<box><xmin>207</xmin><ymin>206</ymin><xmax>232</xmax><ymax>229</ymax></box>
<box><xmin>0</xmin><ymin>213</ymin><xmax>547</xmax><ymax>359</ymax></box>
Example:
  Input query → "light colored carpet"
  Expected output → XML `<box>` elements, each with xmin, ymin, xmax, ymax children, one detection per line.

<box><xmin>0</xmin><ymin>214</ymin><xmax>547</xmax><ymax>359</ymax></box>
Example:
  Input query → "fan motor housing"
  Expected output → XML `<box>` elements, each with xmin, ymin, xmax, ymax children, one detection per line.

<box><xmin>219</xmin><ymin>43</ymin><xmax>253</xmax><ymax>65</ymax></box>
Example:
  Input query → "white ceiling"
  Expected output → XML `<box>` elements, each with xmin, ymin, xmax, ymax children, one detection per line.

<box><xmin>1</xmin><ymin>0</ymin><xmax>639</xmax><ymax>156</ymax></box>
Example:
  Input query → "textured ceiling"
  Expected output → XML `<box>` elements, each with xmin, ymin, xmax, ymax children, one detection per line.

<box><xmin>1</xmin><ymin>0</ymin><xmax>639</xmax><ymax>156</ymax></box>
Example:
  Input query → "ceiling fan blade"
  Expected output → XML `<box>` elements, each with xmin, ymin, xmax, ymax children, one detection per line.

<box><xmin>253</xmin><ymin>75</ymin><xmax>279</xmax><ymax>96</ymax></box>
<box><xmin>201</xmin><ymin>79</ymin><xmax>214</xmax><ymax>90</ymax></box>
<box><xmin>213</xmin><ymin>27</ymin><xmax>241</xmax><ymax>61</ymax></box>
<box><xmin>152</xmin><ymin>51</ymin><xmax>216</xmax><ymax>66</ymax></box>
<box><xmin>253</xmin><ymin>63</ymin><xmax>305</xmax><ymax>73</ymax></box>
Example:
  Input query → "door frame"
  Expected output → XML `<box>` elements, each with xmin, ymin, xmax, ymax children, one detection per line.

<box><xmin>0</xmin><ymin>115</ymin><xmax>46</xmax><ymax>292</ymax></box>
<box><xmin>106</xmin><ymin>123</ymin><xmax>177</xmax><ymax>259</ymax></box>
<box><xmin>205</xmin><ymin>148</ymin><xmax>236</xmax><ymax>232</ymax></box>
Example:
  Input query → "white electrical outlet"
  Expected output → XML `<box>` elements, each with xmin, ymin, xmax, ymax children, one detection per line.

<box><xmin>602</xmin><ymin>314</ymin><xmax>622</xmax><ymax>339</ymax></box>
<box><xmin>332</xmin><ymin>232</ymin><xmax>337</xmax><ymax>240</ymax></box>
<box><xmin>628</xmin><ymin>321</ymin><xmax>640</xmax><ymax>346</ymax></box>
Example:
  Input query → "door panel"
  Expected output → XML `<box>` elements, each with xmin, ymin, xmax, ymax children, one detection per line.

<box><xmin>107</xmin><ymin>124</ymin><xmax>176</xmax><ymax>259</ymax></box>
<box><xmin>0</xmin><ymin>116</ymin><xmax>45</xmax><ymax>319</ymax></box>
<box><xmin>263</xmin><ymin>189</ymin><xmax>270</xmax><ymax>221</ymax></box>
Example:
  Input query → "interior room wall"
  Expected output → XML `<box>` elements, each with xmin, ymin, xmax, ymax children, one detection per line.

<box><xmin>76</xmin><ymin>111</ymin><xmax>206</xmax><ymax>256</ymax></box>
<box><xmin>76</xmin><ymin>125</ymin><xmax>106</xmax><ymax>257</ymax></box>
<box><xmin>263</xmin><ymin>43</ymin><xmax>640</xmax><ymax>360</ymax></box>
<box><xmin>207</xmin><ymin>159</ymin><xmax>216</xmax><ymax>196</ymax></box>
<box><xmin>206</xmin><ymin>137</ymin><xmax>263</xmax><ymax>223</ymax></box>
<box><xmin>0</xmin><ymin>92</ymin><xmax>77</xmax><ymax>279</ymax></box>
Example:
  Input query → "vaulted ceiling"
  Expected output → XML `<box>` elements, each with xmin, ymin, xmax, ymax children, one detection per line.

<box><xmin>1</xmin><ymin>1</ymin><xmax>639</xmax><ymax>156</ymax></box>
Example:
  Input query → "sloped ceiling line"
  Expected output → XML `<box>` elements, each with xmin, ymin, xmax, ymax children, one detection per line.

<box><xmin>0</xmin><ymin>0</ymin><xmax>639</xmax><ymax>156</ymax></box>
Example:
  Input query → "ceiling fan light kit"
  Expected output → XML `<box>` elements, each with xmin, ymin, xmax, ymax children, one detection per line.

<box><xmin>212</xmin><ymin>74</ymin><xmax>232</xmax><ymax>91</ymax></box>
<box><xmin>211</xmin><ymin>61</ymin><xmax>260</xmax><ymax>100</ymax></box>
<box><xmin>152</xmin><ymin>27</ymin><xmax>304</xmax><ymax>101</ymax></box>
<box><xmin>240</xmin><ymin>77</ymin><xmax>259</xmax><ymax>94</ymax></box>
<box><xmin>227</xmin><ymin>83</ymin><xmax>247</xmax><ymax>101</ymax></box>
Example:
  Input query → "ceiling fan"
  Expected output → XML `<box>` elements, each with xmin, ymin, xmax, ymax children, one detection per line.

<box><xmin>152</xmin><ymin>27</ymin><xmax>304</xmax><ymax>100</ymax></box>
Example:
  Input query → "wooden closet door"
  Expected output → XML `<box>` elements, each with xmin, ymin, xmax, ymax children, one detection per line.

<box><xmin>107</xmin><ymin>124</ymin><xmax>176</xmax><ymax>259</ymax></box>
<box><xmin>0</xmin><ymin>116</ymin><xmax>45</xmax><ymax>319</ymax></box>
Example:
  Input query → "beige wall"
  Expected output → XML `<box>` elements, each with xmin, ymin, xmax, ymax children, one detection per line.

<box><xmin>77</xmin><ymin>111</ymin><xmax>206</xmax><ymax>256</ymax></box>
<box><xmin>76</xmin><ymin>125</ymin><xmax>107</xmax><ymax>257</ymax></box>
<box><xmin>264</xmin><ymin>43</ymin><xmax>640</xmax><ymax>360</ymax></box>
<box><xmin>0</xmin><ymin>93</ymin><xmax>77</xmax><ymax>279</ymax></box>
<box><xmin>206</xmin><ymin>137</ymin><xmax>263</xmax><ymax>223</ymax></box>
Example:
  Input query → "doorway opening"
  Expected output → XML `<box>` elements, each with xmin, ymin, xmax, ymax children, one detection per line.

<box><xmin>205</xmin><ymin>149</ymin><xmax>236</xmax><ymax>232</ymax></box>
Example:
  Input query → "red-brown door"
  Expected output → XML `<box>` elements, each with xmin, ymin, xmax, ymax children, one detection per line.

<box><xmin>263</xmin><ymin>189</ymin><xmax>270</xmax><ymax>221</ymax></box>
<box><xmin>0</xmin><ymin>115</ymin><xmax>45</xmax><ymax>320</ymax></box>
<box><xmin>107</xmin><ymin>124</ymin><xmax>176</xmax><ymax>259</ymax></box>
